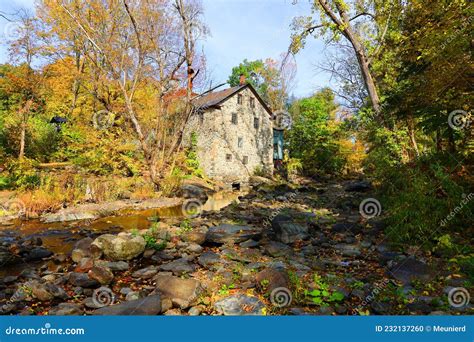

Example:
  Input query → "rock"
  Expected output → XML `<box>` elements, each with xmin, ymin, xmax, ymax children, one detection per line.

<box><xmin>153</xmin><ymin>275</ymin><xmax>202</xmax><ymax>309</ymax></box>
<box><xmin>68</xmin><ymin>272</ymin><xmax>100</xmax><ymax>288</ymax></box>
<box><xmin>198</xmin><ymin>251</ymin><xmax>221</xmax><ymax>268</ymax></box>
<box><xmin>161</xmin><ymin>298</ymin><xmax>173</xmax><ymax>312</ymax></box>
<box><xmin>206</xmin><ymin>224</ymin><xmax>261</xmax><ymax>244</ymax></box>
<box><xmin>132</xmin><ymin>266</ymin><xmax>158</xmax><ymax>279</ymax></box>
<box><xmin>180</xmin><ymin>184</ymin><xmax>209</xmax><ymax>201</ymax></box>
<box><xmin>182</xmin><ymin>231</ymin><xmax>206</xmax><ymax>245</ymax></box>
<box><xmin>240</xmin><ymin>239</ymin><xmax>260</xmax><ymax>248</ymax></box>
<box><xmin>88</xmin><ymin>266</ymin><xmax>114</xmax><ymax>285</ymax></box>
<box><xmin>188</xmin><ymin>306</ymin><xmax>201</xmax><ymax>316</ymax></box>
<box><xmin>25</xmin><ymin>247</ymin><xmax>53</xmax><ymax>261</ymax></box>
<box><xmin>75</xmin><ymin>257</ymin><xmax>94</xmax><ymax>272</ymax></box>
<box><xmin>71</xmin><ymin>237</ymin><xmax>94</xmax><ymax>263</ymax></box>
<box><xmin>83</xmin><ymin>297</ymin><xmax>103</xmax><ymax>309</ymax></box>
<box><xmin>214</xmin><ymin>294</ymin><xmax>265</xmax><ymax>316</ymax></box>
<box><xmin>345</xmin><ymin>180</ymin><xmax>372</xmax><ymax>192</ymax></box>
<box><xmin>271</xmin><ymin>215</ymin><xmax>308</xmax><ymax>244</ymax></box>
<box><xmin>30</xmin><ymin>281</ymin><xmax>68</xmax><ymax>301</ymax></box>
<box><xmin>255</xmin><ymin>268</ymin><xmax>289</xmax><ymax>295</ymax></box>
<box><xmin>93</xmin><ymin>295</ymin><xmax>161</xmax><ymax>315</ymax></box>
<box><xmin>186</xmin><ymin>243</ymin><xmax>203</xmax><ymax>253</ymax></box>
<box><xmin>160</xmin><ymin>258</ymin><xmax>196</xmax><ymax>275</ymax></box>
<box><xmin>332</xmin><ymin>222</ymin><xmax>361</xmax><ymax>234</ymax></box>
<box><xmin>92</xmin><ymin>233</ymin><xmax>146</xmax><ymax>261</ymax></box>
<box><xmin>264</xmin><ymin>241</ymin><xmax>292</xmax><ymax>257</ymax></box>
<box><xmin>143</xmin><ymin>249</ymin><xmax>156</xmax><ymax>258</ymax></box>
<box><xmin>49</xmin><ymin>303</ymin><xmax>83</xmax><ymax>315</ymax></box>
<box><xmin>125</xmin><ymin>291</ymin><xmax>142</xmax><ymax>301</ymax></box>
<box><xmin>95</xmin><ymin>260</ymin><xmax>129</xmax><ymax>272</ymax></box>
<box><xmin>334</xmin><ymin>244</ymin><xmax>361</xmax><ymax>257</ymax></box>
<box><xmin>2</xmin><ymin>275</ymin><xmax>18</xmax><ymax>284</ymax></box>
<box><xmin>407</xmin><ymin>301</ymin><xmax>433</xmax><ymax>314</ymax></box>
<box><xmin>389</xmin><ymin>258</ymin><xmax>434</xmax><ymax>284</ymax></box>
<box><xmin>163</xmin><ymin>308</ymin><xmax>182</xmax><ymax>315</ymax></box>
<box><xmin>371</xmin><ymin>301</ymin><xmax>391</xmax><ymax>314</ymax></box>
<box><xmin>0</xmin><ymin>246</ymin><xmax>20</xmax><ymax>266</ymax></box>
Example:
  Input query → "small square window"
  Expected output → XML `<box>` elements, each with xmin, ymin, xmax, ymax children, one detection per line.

<box><xmin>250</xmin><ymin>97</ymin><xmax>255</xmax><ymax>108</ymax></box>
<box><xmin>226</xmin><ymin>154</ymin><xmax>232</xmax><ymax>161</ymax></box>
<box><xmin>231</xmin><ymin>113</ymin><xmax>238</xmax><ymax>124</ymax></box>
<box><xmin>237</xmin><ymin>94</ymin><xmax>243</xmax><ymax>105</ymax></box>
<box><xmin>243</xmin><ymin>156</ymin><xmax>249</xmax><ymax>165</ymax></box>
<box><xmin>238</xmin><ymin>137</ymin><xmax>243</xmax><ymax>148</ymax></box>
<box><xmin>254</xmin><ymin>117</ymin><xmax>259</xmax><ymax>129</ymax></box>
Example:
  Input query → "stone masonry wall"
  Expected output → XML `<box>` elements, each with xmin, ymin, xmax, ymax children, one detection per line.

<box><xmin>184</xmin><ymin>87</ymin><xmax>273</xmax><ymax>184</ymax></box>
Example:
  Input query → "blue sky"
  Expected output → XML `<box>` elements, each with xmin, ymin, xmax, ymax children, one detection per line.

<box><xmin>0</xmin><ymin>0</ymin><xmax>334</xmax><ymax>98</ymax></box>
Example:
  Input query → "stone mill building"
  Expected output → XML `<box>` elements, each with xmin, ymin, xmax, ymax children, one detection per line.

<box><xmin>185</xmin><ymin>79</ymin><xmax>275</xmax><ymax>185</ymax></box>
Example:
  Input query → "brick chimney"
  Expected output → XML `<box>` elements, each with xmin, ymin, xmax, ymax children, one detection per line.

<box><xmin>239</xmin><ymin>74</ymin><xmax>246</xmax><ymax>86</ymax></box>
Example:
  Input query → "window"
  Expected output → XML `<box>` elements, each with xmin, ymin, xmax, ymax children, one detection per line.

<box><xmin>243</xmin><ymin>156</ymin><xmax>249</xmax><ymax>165</ymax></box>
<box><xmin>226</xmin><ymin>154</ymin><xmax>232</xmax><ymax>161</ymax></box>
<box><xmin>254</xmin><ymin>117</ymin><xmax>259</xmax><ymax>129</ymax></box>
<box><xmin>250</xmin><ymin>97</ymin><xmax>255</xmax><ymax>108</ymax></box>
<box><xmin>238</xmin><ymin>137</ymin><xmax>243</xmax><ymax>148</ymax></box>
<box><xmin>237</xmin><ymin>94</ymin><xmax>243</xmax><ymax>105</ymax></box>
<box><xmin>231</xmin><ymin>113</ymin><xmax>238</xmax><ymax>124</ymax></box>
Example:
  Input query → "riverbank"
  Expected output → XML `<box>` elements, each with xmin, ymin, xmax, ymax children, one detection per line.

<box><xmin>0</xmin><ymin>177</ymin><xmax>472</xmax><ymax>316</ymax></box>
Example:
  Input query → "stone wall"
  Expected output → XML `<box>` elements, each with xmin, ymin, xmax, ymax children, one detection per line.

<box><xmin>184</xmin><ymin>87</ymin><xmax>273</xmax><ymax>184</ymax></box>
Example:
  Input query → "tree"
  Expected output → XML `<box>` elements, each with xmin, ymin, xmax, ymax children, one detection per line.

<box><xmin>291</xmin><ymin>0</ymin><xmax>390</xmax><ymax>122</ymax></box>
<box><xmin>43</xmin><ymin>0</ymin><xmax>207</xmax><ymax>186</ymax></box>
<box><xmin>228</xmin><ymin>55</ymin><xmax>296</xmax><ymax>111</ymax></box>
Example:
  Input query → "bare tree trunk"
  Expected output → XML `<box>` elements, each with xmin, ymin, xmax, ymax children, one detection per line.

<box><xmin>317</xmin><ymin>0</ymin><xmax>382</xmax><ymax>120</ymax></box>
<box><xmin>407</xmin><ymin>112</ymin><xmax>419</xmax><ymax>157</ymax></box>
<box><xmin>18</xmin><ymin>99</ymin><xmax>33</xmax><ymax>160</ymax></box>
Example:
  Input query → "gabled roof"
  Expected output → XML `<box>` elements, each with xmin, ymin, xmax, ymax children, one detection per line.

<box><xmin>192</xmin><ymin>83</ymin><xmax>273</xmax><ymax>116</ymax></box>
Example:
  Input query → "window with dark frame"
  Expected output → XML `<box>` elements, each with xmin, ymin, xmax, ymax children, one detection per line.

<box><xmin>243</xmin><ymin>156</ymin><xmax>249</xmax><ymax>165</ymax></box>
<box><xmin>237</xmin><ymin>94</ymin><xmax>243</xmax><ymax>105</ymax></box>
<box><xmin>254</xmin><ymin>117</ymin><xmax>259</xmax><ymax>129</ymax></box>
<box><xmin>250</xmin><ymin>97</ymin><xmax>255</xmax><ymax>108</ymax></box>
<box><xmin>238</xmin><ymin>137</ymin><xmax>243</xmax><ymax>148</ymax></box>
<box><xmin>226</xmin><ymin>154</ymin><xmax>232</xmax><ymax>161</ymax></box>
<box><xmin>231</xmin><ymin>113</ymin><xmax>238</xmax><ymax>124</ymax></box>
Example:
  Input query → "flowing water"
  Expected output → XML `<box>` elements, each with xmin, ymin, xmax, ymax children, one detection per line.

<box><xmin>0</xmin><ymin>190</ymin><xmax>244</xmax><ymax>276</ymax></box>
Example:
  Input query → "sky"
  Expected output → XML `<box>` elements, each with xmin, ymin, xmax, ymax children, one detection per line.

<box><xmin>0</xmin><ymin>0</ymin><xmax>335</xmax><ymax>98</ymax></box>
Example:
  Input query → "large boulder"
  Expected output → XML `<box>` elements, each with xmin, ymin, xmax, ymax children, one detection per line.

<box><xmin>389</xmin><ymin>258</ymin><xmax>434</xmax><ymax>284</ymax></box>
<box><xmin>30</xmin><ymin>281</ymin><xmax>68</xmax><ymax>301</ymax></box>
<box><xmin>345</xmin><ymin>180</ymin><xmax>372</xmax><ymax>192</ymax></box>
<box><xmin>0</xmin><ymin>246</ymin><xmax>20</xmax><ymax>266</ymax></box>
<box><xmin>206</xmin><ymin>224</ymin><xmax>261</xmax><ymax>244</ymax></box>
<box><xmin>214</xmin><ymin>294</ymin><xmax>265</xmax><ymax>316</ymax></box>
<box><xmin>255</xmin><ymin>268</ymin><xmax>290</xmax><ymax>295</ymax></box>
<box><xmin>88</xmin><ymin>266</ymin><xmax>114</xmax><ymax>285</ymax></box>
<box><xmin>68</xmin><ymin>272</ymin><xmax>100</xmax><ymax>288</ymax></box>
<box><xmin>93</xmin><ymin>295</ymin><xmax>162</xmax><ymax>315</ymax></box>
<box><xmin>271</xmin><ymin>214</ymin><xmax>308</xmax><ymax>244</ymax></box>
<box><xmin>153</xmin><ymin>275</ymin><xmax>202</xmax><ymax>309</ymax></box>
<box><xmin>159</xmin><ymin>258</ymin><xmax>196</xmax><ymax>275</ymax></box>
<box><xmin>71</xmin><ymin>237</ymin><xmax>94</xmax><ymax>263</ymax></box>
<box><xmin>92</xmin><ymin>233</ymin><xmax>146</xmax><ymax>261</ymax></box>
